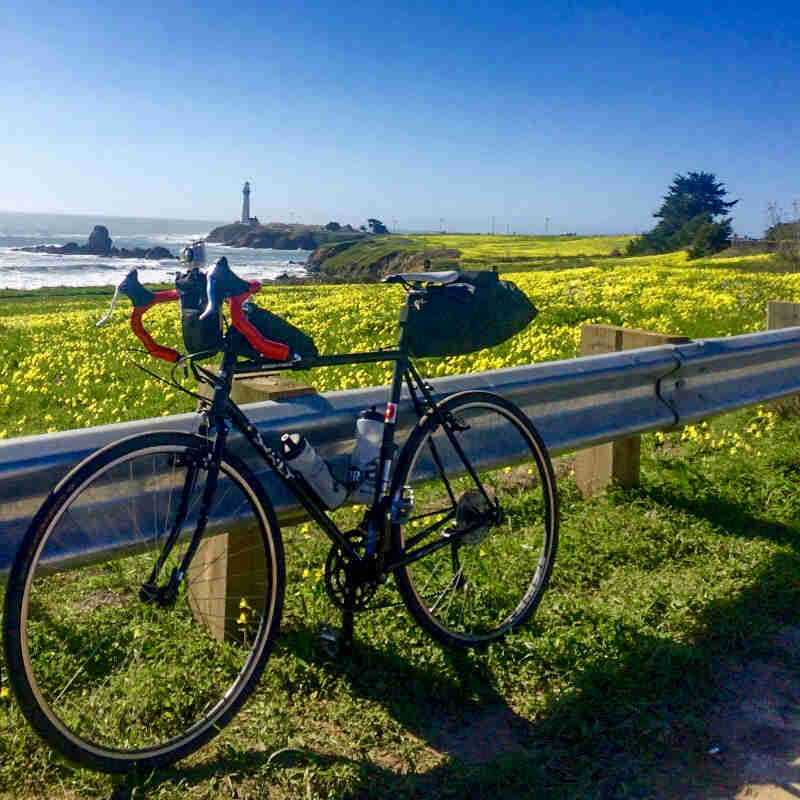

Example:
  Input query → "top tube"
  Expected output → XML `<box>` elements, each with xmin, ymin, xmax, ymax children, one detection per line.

<box><xmin>229</xmin><ymin>349</ymin><xmax>406</xmax><ymax>375</ymax></box>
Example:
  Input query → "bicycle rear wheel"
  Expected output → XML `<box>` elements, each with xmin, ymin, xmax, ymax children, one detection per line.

<box><xmin>392</xmin><ymin>391</ymin><xmax>558</xmax><ymax>647</ymax></box>
<box><xmin>3</xmin><ymin>431</ymin><xmax>284</xmax><ymax>774</ymax></box>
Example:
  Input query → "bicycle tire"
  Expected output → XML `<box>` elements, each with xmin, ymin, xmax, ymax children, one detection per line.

<box><xmin>391</xmin><ymin>391</ymin><xmax>558</xmax><ymax>647</ymax></box>
<box><xmin>3</xmin><ymin>431</ymin><xmax>284</xmax><ymax>774</ymax></box>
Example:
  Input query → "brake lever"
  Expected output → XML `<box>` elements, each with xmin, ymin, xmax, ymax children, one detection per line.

<box><xmin>96</xmin><ymin>269</ymin><xmax>180</xmax><ymax>362</ymax></box>
<box><xmin>199</xmin><ymin>273</ymin><xmax>218</xmax><ymax>321</ymax></box>
<box><xmin>200</xmin><ymin>257</ymin><xmax>251</xmax><ymax>320</ymax></box>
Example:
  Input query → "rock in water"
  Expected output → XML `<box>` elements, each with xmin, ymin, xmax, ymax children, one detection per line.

<box><xmin>13</xmin><ymin>226</ymin><xmax>175</xmax><ymax>259</ymax></box>
<box><xmin>144</xmin><ymin>246</ymin><xmax>172</xmax><ymax>260</ymax></box>
<box><xmin>87</xmin><ymin>225</ymin><xmax>112</xmax><ymax>255</ymax></box>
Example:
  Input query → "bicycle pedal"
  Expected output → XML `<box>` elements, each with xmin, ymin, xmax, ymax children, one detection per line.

<box><xmin>318</xmin><ymin>623</ymin><xmax>352</xmax><ymax>657</ymax></box>
<box><xmin>318</xmin><ymin>624</ymin><xmax>342</xmax><ymax>656</ymax></box>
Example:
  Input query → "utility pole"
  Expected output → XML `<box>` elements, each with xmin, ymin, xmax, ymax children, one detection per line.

<box><xmin>545</xmin><ymin>217</ymin><xmax>550</xmax><ymax>235</ymax></box>
<box><xmin>794</xmin><ymin>202</ymin><xmax>800</xmax><ymax>243</ymax></box>
<box><xmin>491</xmin><ymin>216</ymin><xmax>495</xmax><ymax>235</ymax></box>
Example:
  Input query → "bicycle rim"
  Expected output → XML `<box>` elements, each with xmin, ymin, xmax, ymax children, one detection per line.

<box><xmin>5</xmin><ymin>433</ymin><xmax>283</xmax><ymax>772</ymax></box>
<box><xmin>393</xmin><ymin>392</ymin><xmax>558</xmax><ymax>646</ymax></box>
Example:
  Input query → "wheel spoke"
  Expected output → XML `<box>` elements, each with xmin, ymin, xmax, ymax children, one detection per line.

<box><xmin>394</xmin><ymin>393</ymin><xmax>558</xmax><ymax>645</ymax></box>
<box><xmin>7</xmin><ymin>434</ymin><xmax>284</xmax><ymax>772</ymax></box>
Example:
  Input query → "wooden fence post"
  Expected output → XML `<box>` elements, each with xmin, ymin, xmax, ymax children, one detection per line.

<box><xmin>574</xmin><ymin>325</ymin><xmax>690</xmax><ymax>497</ymax></box>
<box><xmin>196</xmin><ymin>371</ymin><xmax>316</xmax><ymax>407</ymax></box>
<box><xmin>767</xmin><ymin>301</ymin><xmax>800</xmax><ymax>414</ymax></box>
<box><xmin>189</xmin><ymin>373</ymin><xmax>316</xmax><ymax>642</ymax></box>
<box><xmin>767</xmin><ymin>301</ymin><xmax>800</xmax><ymax>331</ymax></box>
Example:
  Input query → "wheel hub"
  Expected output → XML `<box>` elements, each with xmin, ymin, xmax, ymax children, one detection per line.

<box><xmin>453</xmin><ymin>490</ymin><xmax>497</xmax><ymax>545</ymax></box>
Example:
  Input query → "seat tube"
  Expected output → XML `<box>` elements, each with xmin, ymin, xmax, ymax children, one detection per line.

<box><xmin>375</xmin><ymin>316</ymin><xmax>410</xmax><ymax>503</ymax></box>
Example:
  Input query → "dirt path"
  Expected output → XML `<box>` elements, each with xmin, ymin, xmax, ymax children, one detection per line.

<box><xmin>650</xmin><ymin>627</ymin><xmax>800</xmax><ymax>799</ymax></box>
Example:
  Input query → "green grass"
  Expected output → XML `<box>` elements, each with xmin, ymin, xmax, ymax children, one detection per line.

<box><xmin>412</xmin><ymin>234</ymin><xmax>634</xmax><ymax>260</ymax></box>
<box><xmin>312</xmin><ymin>237</ymin><xmax>428</xmax><ymax>278</ymax></box>
<box><xmin>313</xmin><ymin>234</ymin><xmax>637</xmax><ymax>277</ymax></box>
<box><xmin>315</xmin><ymin>234</ymin><xmax>785</xmax><ymax>276</ymax></box>
<box><xmin>3</xmin><ymin>249</ymin><xmax>800</xmax><ymax>796</ymax></box>
<box><xmin>2</xmin><ymin>405</ymin><xmax>800</xmax><ymax>799</ymax></box>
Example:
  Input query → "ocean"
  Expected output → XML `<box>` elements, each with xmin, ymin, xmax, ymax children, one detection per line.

<box><xmin>0</xmin><ymin>212</ymin><xmax>310</xmax><ymax>290</ymax></box>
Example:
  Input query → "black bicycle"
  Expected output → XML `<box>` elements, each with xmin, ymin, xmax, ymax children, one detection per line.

<box><xmin>3</xmin><ymin>259</ymin><xmax>558</xmax><ymax>774</ymax></box>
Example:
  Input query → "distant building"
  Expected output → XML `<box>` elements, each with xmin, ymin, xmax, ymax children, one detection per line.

<box><xmin>241</xmin><ymin>182</ymin><xmax>259</xmax><ymax>225</ymax></box>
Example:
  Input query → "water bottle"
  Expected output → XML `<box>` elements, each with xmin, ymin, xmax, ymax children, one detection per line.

<box><xmin>281</xmin><ymin>433</ymin><xmax>346</xmax><ymax>510</ymax></box>
<box><xmin>348</xmin><ymin>408</ymin><xmax>384</xmax><ymax>504</ymax></box>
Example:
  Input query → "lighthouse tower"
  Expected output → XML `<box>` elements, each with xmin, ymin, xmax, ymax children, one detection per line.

<box><xmin>241</xmin><ymin>182</ymin><xmax>251</xmax><ymax>224</ymax></box>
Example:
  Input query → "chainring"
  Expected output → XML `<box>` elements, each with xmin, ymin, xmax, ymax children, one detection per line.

<box><xmin>324</xmin><ymin>528</ymin><xmax>380</xmax><ymax>612</ymax></box>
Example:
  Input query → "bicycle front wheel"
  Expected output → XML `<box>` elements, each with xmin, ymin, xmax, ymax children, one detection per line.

<box><xmin>3</xmin><ymin>431</ymin><xmax>284</xmax><ymax>774</ymax></box>
<box><xmin>392</xmin><ymin>391</ymin><xmax>558</xmax><ymax>647</ymax></box>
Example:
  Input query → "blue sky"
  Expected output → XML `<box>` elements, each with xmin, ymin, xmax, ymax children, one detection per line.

<box><xmin>2</xmin><ymin>0</ymin><xmax>798</xmax><ymax>235</ymax></box>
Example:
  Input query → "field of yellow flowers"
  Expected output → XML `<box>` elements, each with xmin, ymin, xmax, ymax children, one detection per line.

<box><xmin>0</xmin><ymin>251</ymin><xmax>796</xmax><ymax>439</ymax></box>
<box><xmin>4</xmin><ymin>243</ymin><xmax>800</xmax><ymax>800</ymax></box>
<box><xmin>417</xmin><ymin>232</ymin><xmax>632</xmax><ymax>260</ymax></box>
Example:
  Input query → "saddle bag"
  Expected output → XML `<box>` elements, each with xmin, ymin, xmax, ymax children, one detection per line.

<box><xmin>403</xmin><ymin>270</ymin><xmax>537</xmax><ymax>358</ymax></box>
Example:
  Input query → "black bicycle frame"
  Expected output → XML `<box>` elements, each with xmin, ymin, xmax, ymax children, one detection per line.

<box><xmin>181</xmin><ymin>291</ymin><xmax>492</xmax><ymax>580</ymax></box>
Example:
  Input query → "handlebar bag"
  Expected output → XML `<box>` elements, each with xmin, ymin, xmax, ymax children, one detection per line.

<box><xmin>176</xmin><ymin>267</ymin><xmax>223</xmax><ymax>355</ymax></box>
<box><xmin>231</xmin><ymin>302</ymin><xmax>319</xmax><ymax>360</ymax></box>
<box><xmin>403</xmin><ymin>271</ymin><xmax>537</xmax><ymax>358</ymax></box>
<box><xmin>177</xmin><ymin>267</ymin><xmax>318</xmax><ymax>359</ymax></box>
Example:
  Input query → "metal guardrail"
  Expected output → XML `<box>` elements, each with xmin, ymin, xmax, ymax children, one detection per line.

<box><xmin>3</xmin><ymin>325</ymin><xmax>800</xmax><ymax>578</ymax></box>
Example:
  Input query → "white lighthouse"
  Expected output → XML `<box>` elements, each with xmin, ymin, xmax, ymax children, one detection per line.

<box><xmin>241</xmin><ymin>181</ymin><xmax>251</xmax><ymax>224</ymax></box>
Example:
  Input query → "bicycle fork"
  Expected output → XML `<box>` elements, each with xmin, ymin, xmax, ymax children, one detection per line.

<box><xmin>139</xmin><ymin>424</ymin><xmax>228</xmax><ymax>608</ymax></box>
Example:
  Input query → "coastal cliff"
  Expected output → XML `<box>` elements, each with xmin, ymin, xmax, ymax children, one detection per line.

<box><xmin>206</xmin><ymin>222</ymin><xmax>367</xmax><ymax>251</ymax></box>
<box><xmin>306</xmin><ymin>237</ymin><xmax>461</xmax><ymax>281</ymax></box>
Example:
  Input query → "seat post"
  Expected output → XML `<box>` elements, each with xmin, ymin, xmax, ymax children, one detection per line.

<box><xmin>395</xmin><ymin>289</ymin><xmax>422</xmax><ymax>354</ymax></box>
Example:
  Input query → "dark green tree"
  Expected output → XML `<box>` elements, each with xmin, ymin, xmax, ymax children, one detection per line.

<box><xmin>367</xmin><ymin>218</ymin><xmax>389</xmax><ymax>234</ymax></box>
<box><xmin>687</xmin><ymin>220</ymin><xmax>734</xmax><ymax>259</ymax></box>
<box><xmin>627</xmin><ymin>171</ymin><xmax>737</xmax><ymax>258</ymax></box>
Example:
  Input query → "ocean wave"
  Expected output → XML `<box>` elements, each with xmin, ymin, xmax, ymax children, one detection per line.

<box><xmin>156</xmin><ymin>232</ymin><xmax>210</xmax><ymax>243</ymax></box>
<box><xmin>0</xmin><ymin>230</ymin><xmax>309</xmax><ymax>289</ymax></box>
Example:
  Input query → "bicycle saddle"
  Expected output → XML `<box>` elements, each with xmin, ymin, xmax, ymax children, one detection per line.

<box><xmin>382</xmin><ymin>271</ymin><xmax>461</xmax><ymax>285</ymax></box>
